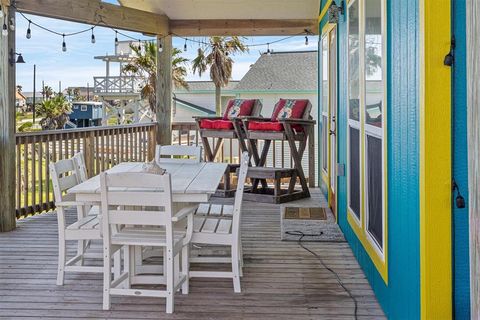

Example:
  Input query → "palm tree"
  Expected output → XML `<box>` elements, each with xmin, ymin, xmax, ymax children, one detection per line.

<box><xmin>42</xmin><ymin>85</ymin><xmax>54</xmax><ymax>100</ymax></box>
<box><xmin>37</xmin><ymin>94</ymin><xmax>72</xmax><ymax>130</ymax></box>
<box><xmin>123</xmin><ymin>42</ymin><xmax>189</xmax><ymax>113</ymax></box>
<box><xmin>192</xmin><ymin>37</ymin><xmax>248</xmax><ymax>115</ymax></box>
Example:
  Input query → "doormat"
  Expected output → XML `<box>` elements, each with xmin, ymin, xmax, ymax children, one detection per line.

<box><xmin>281</xmin><ymin>206</ymin><xmax>345</xmax><ymax>242</ymax></box>
<box><xmin>284</xmin><ymin>207</ymin><xmax>328</xmax><ymax>220</ymax></box>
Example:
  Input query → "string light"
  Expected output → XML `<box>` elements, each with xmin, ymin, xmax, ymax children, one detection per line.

<box><xmin>183</xmin><ymin>39</ymin><xmax>187</xmax><ymax>51</ymax></box>
<box><xmin>305</xmin><ymin>35</ymin><xmax>309</xmax><ymax>46</ymax></box>
<box><xmin>62</xmin><ymin>34</ymin><xmax>67</xmax><ymax>52</ymax></box>
<box><xmin>0</xmin><ymin>5</ymin><xmax>2</xmax><ymax>15</ymax></box>
<box><xmin>115</xmin><ymin>31</ymin><xmax>118</xmax><ymax>45</ymax></box>
<box><xmin>26</xmin><ymin>20</ymin><xmax>31</xmax><ymax>39</ymax></box>
<box><xmin>158</xmin><ymin>39</ymin><xmax>163</xmax><ymax>53</ymax></box>
<box><xmin>91</xmin><ymin>27</ymin><xmax>95</xmax><ymax>44</ymax></box>
<box><xmin>8</xmin><ymin>17</ymin><xmax>14</xmax><ymax>31</ymax></box>
<box><xmin>137</xmin><ymin>40</ymin><xmax>141</xmax><ymax>51</ymax></box>
<box><xmin>266</xmin><ymin>43</ymin><xmax>271</xmax><ymax>55</ymax></box>
<box><xmin>2</xmin><ymin>18</ymin><xmax>7</xmax><ymax>37</ymax></box>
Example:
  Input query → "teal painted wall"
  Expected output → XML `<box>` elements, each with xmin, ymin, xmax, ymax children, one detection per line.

<box><xmin>452</xmin><ymin>0</ymin><xmax>470</xmax><ymax>318</ymax></box>
<box><xmin>319</xmin><ymin>0</ymin><xmax>421</xmax><ymax>318</ymax></box>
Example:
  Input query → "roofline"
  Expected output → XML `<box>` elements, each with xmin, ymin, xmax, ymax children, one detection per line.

<box><xmin>173</xmin><ymin>97</ymin><xmax>215</xmax><ymax>115</ymax></box>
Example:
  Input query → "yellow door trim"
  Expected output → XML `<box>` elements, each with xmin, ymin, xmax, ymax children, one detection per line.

<box><xmin>419</xmin><ymin>0</ymin><xmax>452</xmax><ymax>318</ymax></box>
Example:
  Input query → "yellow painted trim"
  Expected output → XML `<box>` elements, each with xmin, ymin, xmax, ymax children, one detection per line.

<box><xmin>318</xmin><ymin>0</ymin><xmax>333</xmax><ymax>23</ymax></box>
<box><xmin>419</xmin><ymin>0</ymin><xmax>452</xmax><ymax>319</ymax></box>
<box><xmin>322</xmin><ymin>22</ymin><xmax>336</xmax><ymax>36</ymax></box>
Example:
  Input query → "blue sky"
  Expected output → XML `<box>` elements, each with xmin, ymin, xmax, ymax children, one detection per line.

<box><xmin>15</xmin><ymin>12</ymin><xmax>318</xmax><ymax>92</ymax></box>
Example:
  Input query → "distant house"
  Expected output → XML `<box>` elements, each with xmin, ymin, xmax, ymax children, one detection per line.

<box><xmin>69</xmin><ymin>101</ymin><xmax>103</xmax><ymax>128</ymax></box>
<box><xmin>16</xmin><ymin>90</ymin><xmax>26</xmax><ymax>109</ymax></box>
<box><xmin>234</xmin><ymin>50</ymin><xmax>318</xmax><ymax>118</ymax></box>
<box><xmin>22</xmin><ymin>92</ymin><xmax>44</xmax><ymax>106</ymax></box>
<box><xmin>173</xmin><ymin>81</ymin><xmax>238</xmax><ymax>121</ymax></box>
<box><xmin>63</xmin><ymin>87</ymin><xmax>93</xmax><ymax>101</ymax></box>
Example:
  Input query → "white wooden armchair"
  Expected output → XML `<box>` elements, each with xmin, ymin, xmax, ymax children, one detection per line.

<box><xmin>155</xmin><ymin>145</ymin><xmax>203</xmax><ymax>165</ymax></box>
<box><xmin>190</xmin><ymin>151</ymin><xmax>250</xmax><ymax>292</ymax></box>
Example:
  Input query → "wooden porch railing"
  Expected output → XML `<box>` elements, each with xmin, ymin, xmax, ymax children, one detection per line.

<box><xmin>15</xmin><ymin>121</ymin><xmax>316</xmax><ymax>218</ymax></box>
<box><xmin>15</xmin><ymin>123</ymin><xmax>156</xmax><ymax>218</ymax></box>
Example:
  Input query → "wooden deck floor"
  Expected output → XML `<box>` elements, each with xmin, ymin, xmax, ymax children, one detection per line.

<box><xmin>0</xmin><ymin>190</ymin><xmax>385</xmax><ymax>319</ymax></box>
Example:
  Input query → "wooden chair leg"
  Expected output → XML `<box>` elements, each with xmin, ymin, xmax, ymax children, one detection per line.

<box><xmin>113</xmin><ymin>250</ymin><xmax>121</xmax><ymax>280</ymax></box>
<box><xmin>238</xmin><ymin>240</ymin><xmax>244</xmax><ymax>277</ymax></box>
<box><xmin>56</xmin><ymin>235</ymin><xmax>66</xmax><ymax>286</ymax></box>
<box><xmin>166</xmin><ymin>248</ymin><xmax>174</xmax><ymax>314</ymax></box>
<box><xmin>181</xmin><ymin>245</ymin><xmax>190</xmax><ymax>294</ymax></box>
<box><xmin>77</xmin><ymin>240</ymin><xmax>85</xmax><ymax>266</ymax></box>
<box><xmin>103</xmin><ymin>247</ymin><xmax>111</xmax><ymax>310</ymax></box>
<box><xmin>174</xmin><ymin>254</ymin><xmax>180</xmax><ymax>292</ymax></box>
<box><xmin>201</xmin><ymin>136</ymin><xmax>215</xmax><ymax>162</ymax></box>
<box><xmin>231</xmin><ymin>244</ymin><xmax>241</xmax><ymax>293</ymax></box>
<box><xmin>124</xmin><ymin>246</ymin><xmax>131</xmax><ymax>289</ymax></box>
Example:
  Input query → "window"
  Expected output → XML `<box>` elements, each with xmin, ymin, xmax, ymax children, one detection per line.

<box><xmin>347</xmin><ymin>0</ymin><xmax>386</xmax><ymax>257</ymax></box>
<box><xmin>321</xmin><ymin>35</ymin><xmax>329</xmax><ymax>174</ymax></box>
<box><xmin>81</xmin><ymin>105</ymin><xmax>88</xmax><ymax>111</ymax></box>
<box><xmin>347</xmin><ymin>0</ymin><xmax>361</xmax><ymax>220</ymax></box>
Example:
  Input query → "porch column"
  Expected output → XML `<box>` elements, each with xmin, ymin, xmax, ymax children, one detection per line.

<box><xmin>155</xmin><ymin>35</ymin><xmax>172</xmax><ymax>146</ymax></box>
<box><xmin>0</xmin><ymin>2</ymin><xmax>17</xmax><ymax>232</ymax></box>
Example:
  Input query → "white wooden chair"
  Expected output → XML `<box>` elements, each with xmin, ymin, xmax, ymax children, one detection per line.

<box><xmin>189</xmin><ymin>151</ymin><xmax>249</xmax><ymax>293</ymax></box>
<box><xmin>49</xmin><ymin>157</ymin><xmax>103</xmax><ymax>286</ymax></box>
<box><xmin>100</xmin><ymin>171</ymin><xmax>195</xmax><ymax>313</ymax></box>
<box><xmin>155</xmin><ymin>145</ymin><xmax>203</xmax><ymax>165</ymax></box>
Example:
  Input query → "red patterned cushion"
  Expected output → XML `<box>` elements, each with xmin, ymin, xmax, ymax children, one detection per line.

<box><xmin>271</xmin><ymin>99</ymin><xmax>309</xmax><ymax>121</ymax></box>
<box><xmin>223</xmin><ymin>99</ymin><xmax>256</xmax><ymax>120</ymax></box>
<box><xmin>248</xmin><ymin>121</ymin><xmax>284</xmax><ymax>132</ymax></box>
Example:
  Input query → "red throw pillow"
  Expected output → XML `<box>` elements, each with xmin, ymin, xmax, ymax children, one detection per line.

<box><xmin>271</xmin><ymin>99</ymin><xmax>309</xmax><ymax>121</ymax></box>
<box><xmin>223</xmin><ymin>99</ymin><xmax>256</xmax><ymax>120</ymax></box>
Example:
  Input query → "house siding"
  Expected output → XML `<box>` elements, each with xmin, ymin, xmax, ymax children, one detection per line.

<box><xmin>452</xmin><ymin>0</ymin><xmax>470</xmax><ymax>318</ymax></box>
<box><xmin>319</xmin><ymin>0</ymin><xmax>421</xmax><ymax>318</ymax></box>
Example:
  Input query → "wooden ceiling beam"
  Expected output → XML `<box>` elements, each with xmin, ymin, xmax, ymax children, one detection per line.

<box><xmin>14</xmin><ymin>0</ymin><xmax>169</xmax><ymax>35</ymax></box>
<box><xmin>169</xmin><ymin>19</ymin><xmax>319</xmax><ymax>36</ymax></box>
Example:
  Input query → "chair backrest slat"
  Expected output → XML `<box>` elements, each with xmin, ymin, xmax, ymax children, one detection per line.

<box><xmin>100</xmin><ymin>172</ymin><xmax>173</xmax><ymax>228</ymax></box>
<box><xmin>73</xmin><ymin>151</ymin><xmax>88</xmax><ymax>182</ymax></box>
<box><xmin>155</xmin><ymin>145</ymin><xmax>202</xmax><ymax>164</ymax></box>
<box><xmin>232</xmin><ymin>152</ymin><xmax>250</xmax><ymax>239</ymax></box>
<box><xmin>49</xmin><ymin>158</ymin><xmax>81</xmax><ymax>202</ymax></box>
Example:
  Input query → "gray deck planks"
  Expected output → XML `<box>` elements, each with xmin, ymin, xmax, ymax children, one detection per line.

<box><xmin>0</xmin><ymin>190</ymin><xmax>385</xmax><ymax>319</ymax></box>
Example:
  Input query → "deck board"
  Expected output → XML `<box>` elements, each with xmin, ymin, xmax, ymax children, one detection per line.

<box><xmin>0</xmin><ymin>190</ymin><xmax>385</xmax><ymax>319</ymax></box>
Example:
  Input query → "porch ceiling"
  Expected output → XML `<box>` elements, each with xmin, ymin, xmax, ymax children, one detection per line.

<box><xmin>118</xmin><ymin>0</ymin><xmax>320</xmax><ymax>35</ymax></box>
<box><xmin>118</xmin><ymin>0</ymin><xmax>320</xmax><ymax>20</ymax></box>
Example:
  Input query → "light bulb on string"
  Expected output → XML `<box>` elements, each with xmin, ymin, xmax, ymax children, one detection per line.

<box><xmin>305</xmin><ymin>36</ymin><xmax>309</xmax><ymax>46</ymax></box>
<box><xmin>26</xmin><ymin>20</ymin><xmax>31</xmax><ymax>39</ymax></box>
<box><xmin>0</xmin><ymin>5</ymin><xmax>3</xmax><ymax>15</ymax></box>
<box><xmin>62</xmin><ymin>34</ymin><xmax>67</xmax><ymax>52</ymax></box>
<box><xmin>114</xmin><ymin>31</ymin><xmax>118</xmax><ymax>45</ymax></box>
<box><xmin>137</xmin><ymin>40</ymin><xmax>142</xmax><ymax>51</ymax></box>
<box><xmin>158</xmin><ymin>40</ymin><xmax>163</xmax><ymax>53</ymax></box>
<box><xmin>91</xmin><ymin>27</ymin><xmax>95</xmax><ymax>44</ymax></box>
<box><xmin>266</xmin><ymin>43</ymin><xmax>271</xmax><ymax>55</ymax></box>
<box><xmin>8</xmin><ymin>17</ymin><xmax>14</xmax><ymax>31</ymax></box>
<box><xmin>2</xmin><ymin>21</ymin><xmax>8</xmax><ymax>37</ymax></box>
<box><xmin>184</xmin><ymin>39</ymin><xmax>187</xmax><ymax>52</ymax></box>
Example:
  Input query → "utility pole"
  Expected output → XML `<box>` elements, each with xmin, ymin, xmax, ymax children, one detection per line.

<box><xmin>32</xmin><ymin>64</ymin><xmax>36</xmax><ymax>124</ymax></box>
<box><xmin>58</xmin><ymin>81</ymin><xmax>61</xmax><ymax>94</ymax></box>
<box><xmin>87</xmin><ymin>82</ymin><xmax>90</xmax><ymax>100</ymax></box>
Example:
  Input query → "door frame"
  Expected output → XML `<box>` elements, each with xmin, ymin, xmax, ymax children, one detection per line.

<box><xmin>321</xmin><ymin>23</ymin><xmax>338</xmax><ymax>218</ymax></box>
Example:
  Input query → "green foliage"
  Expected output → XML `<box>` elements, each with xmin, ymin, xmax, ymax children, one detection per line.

<box><xmin>17</xmin><ymin>121</ymin><xmax>34</xmax><ymax>132</ymax></box>
<box><xmin>37</xmin><ymin>94</ymin><xmax>72</xmax><ymax>130</ymax></box>
<box><xmin>192</xmin><ymin>36</ymin><xmax>248</xmax><ymax>114</ymax></box>
<box><xmin>123</xmin><ymin>42</ymin><xmax>189</xmax><ymax>113</ymax></box>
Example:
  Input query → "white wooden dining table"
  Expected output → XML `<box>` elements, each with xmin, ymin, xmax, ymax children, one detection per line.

<box><xmin>68</xmin><ymin>161</ymin><xmax>228</xmax><ymax>204</ymax></box>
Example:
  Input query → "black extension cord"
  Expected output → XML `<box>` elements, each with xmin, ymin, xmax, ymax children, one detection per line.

<box><xmin>285</xmin><ymin>231</ymin><xmax>358</xmax><ymax>320</ymax></box>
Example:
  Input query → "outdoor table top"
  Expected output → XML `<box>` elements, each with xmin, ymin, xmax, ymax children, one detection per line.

<box><xmin>68</xmin><ymin>161</ymin><xmax>228</xmax><ymax>203</ymax></box>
